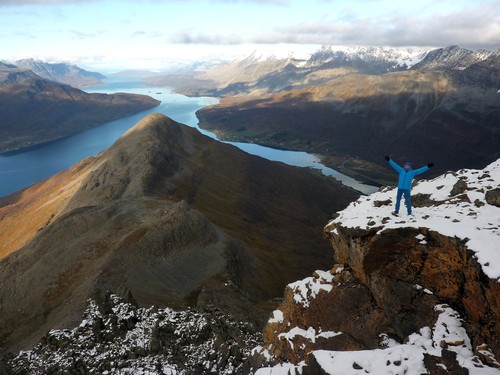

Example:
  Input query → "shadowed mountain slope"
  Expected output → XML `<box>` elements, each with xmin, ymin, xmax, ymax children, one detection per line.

<box><xmin>0</xmin><ymin>113</ymin><xmax>358</xmax><ymax>351</ymax></box>
<box><xmin>197</xmin><ymin>61</ymin><xmax>500</xmax><ymax>180</ymax></box>
<box><xmin>0</xmin><ymin>66</ymin><xmax>160</xmax><ymax>153</ymax></box>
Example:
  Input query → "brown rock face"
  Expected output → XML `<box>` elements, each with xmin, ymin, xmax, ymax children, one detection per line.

<box><xmin>262</xmin><ymin>221</ymin><xmax>499</xmax><ymax>366</ymax></box>
<box><xmin>327</xmin><ymin>225</ymin><xmax>499</xmax><ymax>354</ymax></box>
<box><xmin>263</xmin><ymin>267</ymin><xmax>393</xmax><ymax>364</ymax></box>
<box><xmin>0</xmin><ymin>113</ymin><xmax>358</xmax><ymax>351</ymax></box>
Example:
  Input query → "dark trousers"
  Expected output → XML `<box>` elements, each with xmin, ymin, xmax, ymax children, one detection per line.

<box><xmin>395</xmin><ymin>188</ymin><xmax>412</xmax><ymax>214</ymax></box>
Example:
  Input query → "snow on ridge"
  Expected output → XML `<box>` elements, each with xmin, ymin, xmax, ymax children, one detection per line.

<box><xmin>256</xmin><ymin>304</ymin><xmax>500</xmax><ymax>375</ymax></box>
<box><xmin>268</xmin><ymin>309</ymin><xmax>284</xmax><ymax>324</ymax></box>
<box><xmin>229</xmin><ymin>44</ymin><xmax>435</xmax><ymax>68</ymax></box>
<box><xmin>328</xmin><ymin>159</ymin><xmax>500</xmax><ymax>280</ymax></box>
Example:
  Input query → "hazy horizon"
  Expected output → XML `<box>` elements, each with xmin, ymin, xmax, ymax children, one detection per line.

<box><xmin>1</xmin><ymin>0</ymin><xmax>499</xmax><ymax>71</ymax></box>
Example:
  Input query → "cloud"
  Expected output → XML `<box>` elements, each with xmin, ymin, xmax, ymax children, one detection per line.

<box><xmin>169</xmin><ymin>30</ymin><xmax>243</xmax><ymax>45</ymax></box>
<box><xmin>67</xmin><ymin>29</ymin><xmax>98</xmax><ymax>40</ymax></box>
<box><xmin>252</xmin><ymin>2</ymin><xmax>500</xmax><ymax>50</ymax></box>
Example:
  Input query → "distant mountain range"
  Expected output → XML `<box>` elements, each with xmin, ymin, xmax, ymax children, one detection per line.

<box><xmin>157</xmin><ymin>45</ymin><xmax>500</xmax><ymax>182</ymax></box>
<box><xmin>0</xmin><ymin>63</ymin><xmax>160</xmax><ymax>153</ymax></box>
<box><xmin>14</xmin><ymin>58</ymin><xmax>106</xmax><ymax>87</ymax></box>
<box><xmin>150</xmin><ymin>45</ymin><xmax>498</xmax><ymax>96</ymax></box>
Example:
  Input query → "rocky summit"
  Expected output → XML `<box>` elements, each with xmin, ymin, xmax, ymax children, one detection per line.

<box><xmin>0</xmin><ymin>113</ymin><xmax>357</xmax><ymax>356</ymax></box>
<box><xmin>257</xmin><ymin>160</ymin><xmax>500</xmax><ymax>374</ymax></box>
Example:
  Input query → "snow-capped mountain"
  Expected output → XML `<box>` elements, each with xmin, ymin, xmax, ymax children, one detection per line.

<box><xmin>305</xmin><ymin>45</ymin><xmax>431</xmax><ymax>73</ymax></box>
<box><xmin>411</xmin><ymin>45</ymin><xmax>498</xmax><ymax>71</ymax></box>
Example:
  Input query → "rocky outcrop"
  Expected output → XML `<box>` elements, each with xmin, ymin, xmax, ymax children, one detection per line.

<box><xmin>4</xmin><ymin>292</ymin><xmax>261</xmax><ymax>374</ymax></box>
<box><xmin>257</xmin><ymin>160</ymin><xmax>500</xmax><ymax>374</ymax></box>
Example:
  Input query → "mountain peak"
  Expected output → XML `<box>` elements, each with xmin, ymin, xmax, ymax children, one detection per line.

<box><xmin>412</xmin><ymin>46</ymin><xmax>494</xmax><ymax>70</ymax></box>
<box><xmin>0</xmin><ymin>113</ymin><xmax>358</xmax><ymax>351</ymax></box>
<box><xmin>64</xmin><ymin>113</ymin><xmax>191</xmax><ymax>207</ymax></box>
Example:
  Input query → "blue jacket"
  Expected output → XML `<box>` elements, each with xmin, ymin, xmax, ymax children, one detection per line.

<box><xmin>389</xmin><ymin>159</ymin><xmax>429</xmax><ymax>190</ymax></box>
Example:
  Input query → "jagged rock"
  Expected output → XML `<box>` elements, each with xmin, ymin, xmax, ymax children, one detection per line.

<box><xmin>327</xmin><ymin>222</ymin><xmax>499</xmax><ymax>356</ymax></box>
<box><xmin>262</xmin><ymin>266</ymin><xmax>393</xmax><ymax>364</ymax></box>
<box><xmin>6</xmin><ymin>293</ymin><xmax>261</xmax><ymax>374</ymax></box>
<box><xmin>450</xmin><ymin>179</ymin><xmax>468</xmax><ymax>196</ymax></box>
<box><xmin>423</xmin><ymin>350</ymin><xmax>470</xmax><ymax>375</ymax></box>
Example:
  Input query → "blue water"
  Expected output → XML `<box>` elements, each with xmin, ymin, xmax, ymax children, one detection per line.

<box><xmin>0</xmin><ymin>77</ymin><xmax>377</xmax><ymax>197</ymax></box>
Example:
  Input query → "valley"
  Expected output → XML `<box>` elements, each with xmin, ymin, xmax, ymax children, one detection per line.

<box><xmin>154</xmin><ymin>46</ymin><xmax>500</xmax><ymax>185</ymax></box>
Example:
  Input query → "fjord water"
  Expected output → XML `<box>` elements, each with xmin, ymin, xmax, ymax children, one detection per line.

<box><xmin>0</xmin><ymin>77</ymin><xmax>377</xmax><ymax>197</ymax></box>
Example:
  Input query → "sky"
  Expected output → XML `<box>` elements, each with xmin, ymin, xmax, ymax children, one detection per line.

<box><xmin>0</xmin><ymin>0</ymin><xmax>499</xmax><ymax>72</ymax></box>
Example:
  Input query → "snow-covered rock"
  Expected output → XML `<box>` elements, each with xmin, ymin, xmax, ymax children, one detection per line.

<box><xmin>257</xmin><ymin>304</ymin><xmax>499</xmax><ymax>374</ymax></box>
<box><xmin>257</xmin><ymin>160</ymin><xmax>500</xmax><ymax>374</ymax></box>
<box><xmin>329</xmin><ymin>159</ymin><xmax>500</xmax><ymax>280</ymax></box>
<box><xmin>7</xmin><ymin>293</ymin><xmax>261</xmax><ymax>374</ymax></box>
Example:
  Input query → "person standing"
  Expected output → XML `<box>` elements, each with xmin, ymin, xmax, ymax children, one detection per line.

<box><xmin>385</xmin><ymin>155</ymin><xmax>433</xmax><ymax>215</ymax></box>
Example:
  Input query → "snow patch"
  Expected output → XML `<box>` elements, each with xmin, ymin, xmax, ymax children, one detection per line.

<box><xmin>258</xmin><ymin>305</ymin><xmax>499</xmax><ymax>374</ymax></box>
<box><xmin>268</xmin><ymin>310</ymin><xmax>284</xmax><ymax>324</ymax></box>
<box><xmin>288</xmin><ymin>270</ymin><xmax>334</xmax><ymax>308</ymax></box>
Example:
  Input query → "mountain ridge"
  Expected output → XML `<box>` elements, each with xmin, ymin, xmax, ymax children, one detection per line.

<box><xmin>0</xmin><ymin>113</ymin><xmax>358</xmax><ymax>352</ymax></box>
<box><xmin>2</xmin><ymin>157</ymin><xmax>498</xmax><ymax>374</ymax></box>
<box><xmin>14</xmin><ymin>58</ymin><xmax>106</xmax><ymax>87</ymax></box>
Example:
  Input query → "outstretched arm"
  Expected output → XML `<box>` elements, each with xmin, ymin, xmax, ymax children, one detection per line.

<box><xmin>387</xmin><ymin>157</ymin><xmax>403</xmax><ymax>173</ymax></box>
<box><xmin>413</xmin><ymin>163</ymin><xmax>433</xmax><ymax>176</ymax></box>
